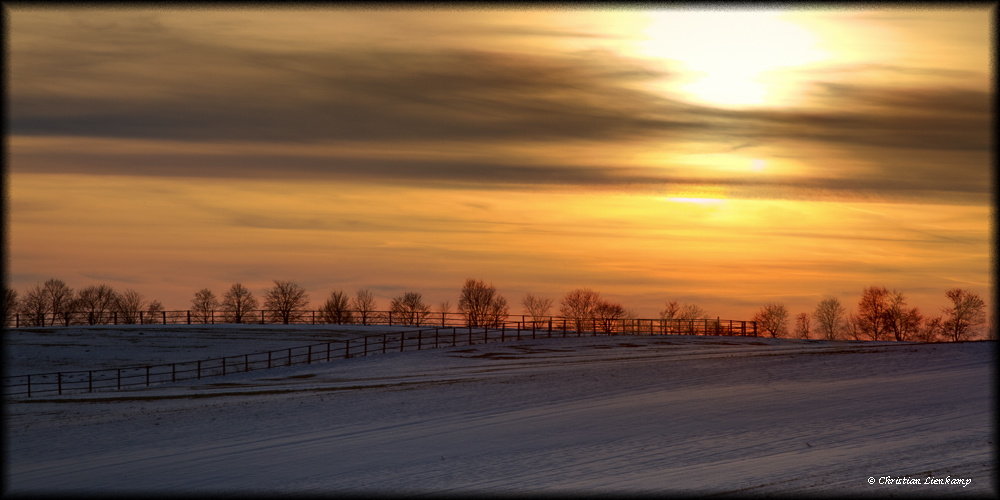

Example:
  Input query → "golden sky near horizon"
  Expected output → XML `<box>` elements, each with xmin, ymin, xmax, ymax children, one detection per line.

<box><xmin>7</xmin><ymin>7</ymin><xmax>993</xmax><ymax>320</ymax></box>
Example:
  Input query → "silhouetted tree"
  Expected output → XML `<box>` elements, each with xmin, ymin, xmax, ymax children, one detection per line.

<box><xmin>458</xmin><ymin>279</ymin><xmax>509</xmax><ymax>327</ymax></box>
<box><xmin>842</xmin><ymin>312</ymin><xmax>863</xmax><ymax>340</ymax></box>
<box><xmin>76</xmin><ymin>284</ymin><xmax>119</xmax><ymax>325</ymax></box>
<box><xmin>115</xmin><ymin>288</ymin><xmax>148</xmax><ymax>324</ymax></box>
<box><xmin>43</xmin><ymin>279</ymin><xmax>74</xmax><ymax>326</ymax></box>
<box><xmin>561</xmin><ymin>288</ymin><xmax>601</xmax><ymax>333</ymax></box>
<box><xmin>752</xmin><ymin>302</ymin><xmax>788</xmax><ymax>338</ymax></box>
<box><xmin>917</xmin><ymin>316</ymin><xmax>943</xmax><ymax>343</ymax></box>
<box><xmin>19</xmin><ymin>284</ymin><xmax>48</xmax><ymax>327</ymax></box>
<box><xmin>885</xmin><ymin>290</ymin><xmax>922</xmax><ymax>342</ymax></box>
<box><xmin>795</xmin><ymin>312</ymin><xmax>810</xmax><ymax>339</ymax></box>
<box><xmin>191</xmin><ymin>288</ymin><xmax>219</xmax><ymax>323</ymax></box>
<box><xmin>4</xmin><ymin>287</ymin><xmax>18</xmax><ymax>327</ymax></box>
<box><xmin>660</xmin><ymin>300</ymin><xmax>709</xmax><ymax>333</ymax></box>
<box><xmin>941</xmin><ymin>288</ymin><xmax>987</xmax><ymax>341</ymax></box>
<box><xmin>813</xmin><ymin>296</ymin><xmax>845</xmax><ymax>341</ymax></box>
<box><xmin>391</xmin><ymin>291</ymin><xmax>431</xmax><ymax>325</ymax></box>
<box><xmin>222</xmin><ymin>283</ymin><xmax>257</xmax><ymax>324</ymax></box>
<box><xmin>593</xmin><ymin>300</ymin><xmax>626</xmax><ymax>334</ymax></box>
<box><xmin>522</xmin><ymin>293</ymin><xmax>554</xmax><ymax>325</ymax></box>
<box><xmin>145</xmin><ymin>300</ymin><xmax>165</xmax><ymax>324</ymax></box>
<box><xmin>320</xmin><ymin>289</ymin><xmax>353</xmax><ymax>324</ymax></box>
<box><xmin>351</xmin><ymin>289</ymin><xmax>377</xmax><ymax>325</ymax></box>
<box><xmin>264</xmin><ymin>280</ymin><xmax>309</xmax><ymax>324</ymax></box>
<box><xmin>856</xmin><ymin>286</ymin><xmax>892</xmax><ymax>341</ymax></box>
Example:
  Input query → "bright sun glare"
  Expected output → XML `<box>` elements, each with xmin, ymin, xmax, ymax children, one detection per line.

<box><xmin>639</xmin><ymin>11</ymin><xmax>826</xmax><ymax>107</ymax></box>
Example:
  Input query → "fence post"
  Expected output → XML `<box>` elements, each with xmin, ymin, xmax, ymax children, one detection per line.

<box><xmin>312</xmin><ymin>311</ymin><xmax>316</xmax><ymax>325</ymax></box>
<box><xmin>388</xmin><ymin>311</ymin><xmax>392</xmax><ymax>326</ymax></box>
<box><xmin>173</xmin><ymin>363</ymin><xmax>176</xmax><ymax>382</ymax></box>
<box><xmin>501</xmin><ymin>324</ymin><xmax>505</xmax><ymax>342</ymax></box>
<box><xmin>89</xmin><ymin>371</ymin><xmax>93</xmax><ymax>393</ymax></box>
<box><xmin>58</xmin><ymin>372</ymin><xmax>62</xmax><ymax>395</ymax></box>
<box><xmin>27</xmin><ymin>374</ymin><xmax>31</xmax><ymax>398</ymax></box>
<box><xmin>384</xmin><ymin>333</ymin><xmax>388</xmax><ymax>354</ymax></box>
<box><xmin>346</xmin><ymin>339</ymin><xmax>351</xmax><ymax>358</ymax></box>
<box><xmin>532</xmin><ymin>322</ymin><xmax>536</xmax><ymax>339</ymax></box>
<box><xmin>187</xmin><ymin>311</ymin><xmax>191</xmax><ymax>324</ymax></box>
<box><xmin>468</xmin><ymin>326</ymin><xmax>472</xmax><ymax>345</ymax></box>
<box><xmin>140</xmin><ymin>311</ymin><xmax>144</xmax><ymax>325</ymax></box>
<box><xmin>399</xmin><ymin>333</ymin><xmax>405</xmax><ymax>352</ymax></box>
<box><xmin>442</xmin><ymin>312</ymin><xmax>446</xmax><ymax>327</ymax></box>
<box><xmin>262</xmin><ymin>310</ymin><xmax>265</xmax><ymax>324</ymax></box>
<box><xmin>117</xmin><ymin>369</ymin><xmax>121</xmax><ymax>390</ymax></box>
<box><xmin>364</xmin><ymin>336</ymin><xmax>368</xmax><ymax>356</ymax></box>
<box><xmin>114</xmin><ymin>311</ymin><xmax>118</xmax><ymax>325</ymax></box>
<box><xmin>16</xmin><ymin>313</ymin><xmax>19</xmax><ymax>328</ymax></box>
<box><xmin>288</xmin><ymin>348</ymin><xmax>292</xmax><ymax>366</ymax></box>
<box><xmin>327</xmin><ymin>343</ymin><xmax>331</xmax><ymax>362</ymax></box>
<box><xmin>308</xmin><ymin>345</ymin><xmax>312</xmax><ymax>364</ymax></box>
<box><xmin>163</xmin><ymin>310</ymin><xmax>167</xmax><ymax>324</ymax></box>
<box><xmin>418</xmin><ymin>330</ymin><xmax>422</xmax><ymax>350</ymax></box>
<box><xmin>223</xmin><ymin>357</ymin><xmax>226</xmax><ymax>375</ymax></box>
<box><xmin>549</xmin><ymin>319</ymin><xmax>552</xmax><ymax>337</ymax></box>
<box><xmin>146</xmin><ymin>366</ymin><xmax>150</xmax><ymax>386</ymax></box>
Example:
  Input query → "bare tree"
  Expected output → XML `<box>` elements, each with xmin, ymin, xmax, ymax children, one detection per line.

<box><xmin>19</xmin><ymin>284</ymin><xmax>48</xmax><ymax>327</ymax></box>
<box><xmin>351</xmin><ymin>289</ymin><xmax>377</xmax><ymax>325</ymax></box>
<box><xmin>856</xmin><ymin>285</ymin><xmax>896</xmax><ymax>341</ymax></box>
<box><xmin>752</xmin><ymin>302</ymin><xmax>788</xmax><ymax>338</ymax></box>
<box><xmin>264</xmin><ymin>280</ymin><xmax>309</xmax><ymax>324</ymax></box>
<box><xmin>794</xmin><ymin>312</ymin><xmax>810</xmax><ymax>339</ymax></box>
<box><xmin>593</xmin><ymin>300</ymin><xmax>626</xmax><ymax>334</ymax></box>
<box><xmin>76</xmin><ymin>284</ymin><xmax>119</xmax><ymax>325</ymax></box>
<box><xmin>813</xmin><ymin>297</ymin><xmax>845</xmax><ymax>341</ymax></box>
<box><xmin>459</xmin><ymin>279</ymin><xmax>510</xmax><ymax>328</ymax></box>
<box><xmin>391</xmin><ymin>291</ymin><xmax>431</xmax><ymax>325</ymax></box>
<box><xmin>522</xmin><ymin>293</ymin><xmax>554</xmax><ymax>325</ymax></box>
<box><xmin>941</xmin><ymin>288</ymin><xmax>987</xmax><ymax>341</ymax></box>
<box><xmin>320</xmin><ymin>289</ymin><xmax>353</xmax><ymax>324</ymax></box>
<box><xmin>486</xmin><ymin>294</ymin><xmax>510</xmax><ymax>328</ymax></box>
<box><xmin>561</xmin><ymin>288</ymin><xmax>601</xmax><ymax>333</ymax></box>
<box><xmin>191</xmin><ymin>288</ymin><xmax>219</xmax><ymax>323</ymax></box>
<box><xmin>4</xmin><ymin>287</ymin><xmax>18</xmax><ymax>327</ymax></box>
<box><xmin>113</xmin><ymin>289</ymin><xmax>147</xmax><ymax>324</ymax></box>
<box><xmin>146</xmin><ymin>300</ymin><xmax>165</xmax><ymax>324</ymax></box>
<box><xmin>623</xmin><ymin>308</ymin><xmax>641</xmax><ymax>334</ymax></box>
<box><xmin>660</xmin><ymin>300</ymin><xmax>709</xmax><ymax>333</ymax></box>
<box><xmin>917</xmin><ymin>316</ymin><xmax>943</xmax><ymax>343</ymax></box>
<box><xmin>43</xmin><ymin>279</ymin><xmax>74</xmax><ymax>326</ymax></box>
<box><xmin>222</xmin><ymin>283</ymin><xmax>258</xmax><ymax>324</ymax></box>
<box><xmin>884</xmin><ymin>290</ymin><xmax>923</xmax><ymax>342</ymax></box>
<box><xmin>842</xmin><ymin>312</ymin><xmax>863</xmax><ymax>341</ymax></box>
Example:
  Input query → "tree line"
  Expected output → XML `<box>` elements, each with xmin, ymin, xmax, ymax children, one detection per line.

<box><xmin>4</xmin><ymin>278</ymin><xmax>990</xmax><ymax>341</ymax></box>
<box><xmin>749</xmin><ymin>286</ymin><xmax>990</xmax><ymax>342</ymax></box>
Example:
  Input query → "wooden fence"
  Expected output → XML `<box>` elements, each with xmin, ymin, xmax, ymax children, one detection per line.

<box><xmin>3</xmin><ymin>318</ymin><xmax>756</xmax><ymax>398</ymax></box>
<box><xmin>7</xmin><ymin>309</ymin><xmax>752</xmax><ymax>334</ymax></box>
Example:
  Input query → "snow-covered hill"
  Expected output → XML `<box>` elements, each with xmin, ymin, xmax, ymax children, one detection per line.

<box><xmin>4</xmin><ymin>326</ymin><xmax>995</xmax><ymax>495</ymax></box>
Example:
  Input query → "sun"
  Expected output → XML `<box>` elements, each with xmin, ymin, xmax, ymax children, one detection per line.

<box><xmin>638</xmin><ymin>10</ymin><xmax>826</xmax><ymax>107</ymax></box>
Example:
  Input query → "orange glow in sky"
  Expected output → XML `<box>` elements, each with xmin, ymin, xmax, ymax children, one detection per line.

<box><xmin>7</xmin><ymin>7</ymin><xmax>993</xmax><ymax>321</ymax></box>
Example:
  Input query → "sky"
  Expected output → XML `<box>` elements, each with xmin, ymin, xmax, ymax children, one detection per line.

<box><xmin>6</xmin><ymin>6</ymin><xmax>994</xmax><ymax>321</ymax></box>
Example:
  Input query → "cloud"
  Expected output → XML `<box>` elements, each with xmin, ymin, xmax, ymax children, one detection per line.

<box><xmin>8</xmin><ymin>10</ymin><xmax>991</xmax><ymax>204</ymax></box>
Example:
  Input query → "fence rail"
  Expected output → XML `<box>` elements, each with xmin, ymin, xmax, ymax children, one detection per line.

<box><xmin>6</xmin><ymin>309</ymin><xmax>755</xmax><ymax>334</ymax></box>
<box><xmin>4</xmin><ymin>318</ymin><xmax>756</xmax><ymax>398</ymax></box>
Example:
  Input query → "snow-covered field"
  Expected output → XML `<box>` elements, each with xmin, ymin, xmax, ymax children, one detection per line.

<box><xmin>4</xmin><ymin>325</ymin><xmax>996</xmax><ymax>495</ymax></box>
